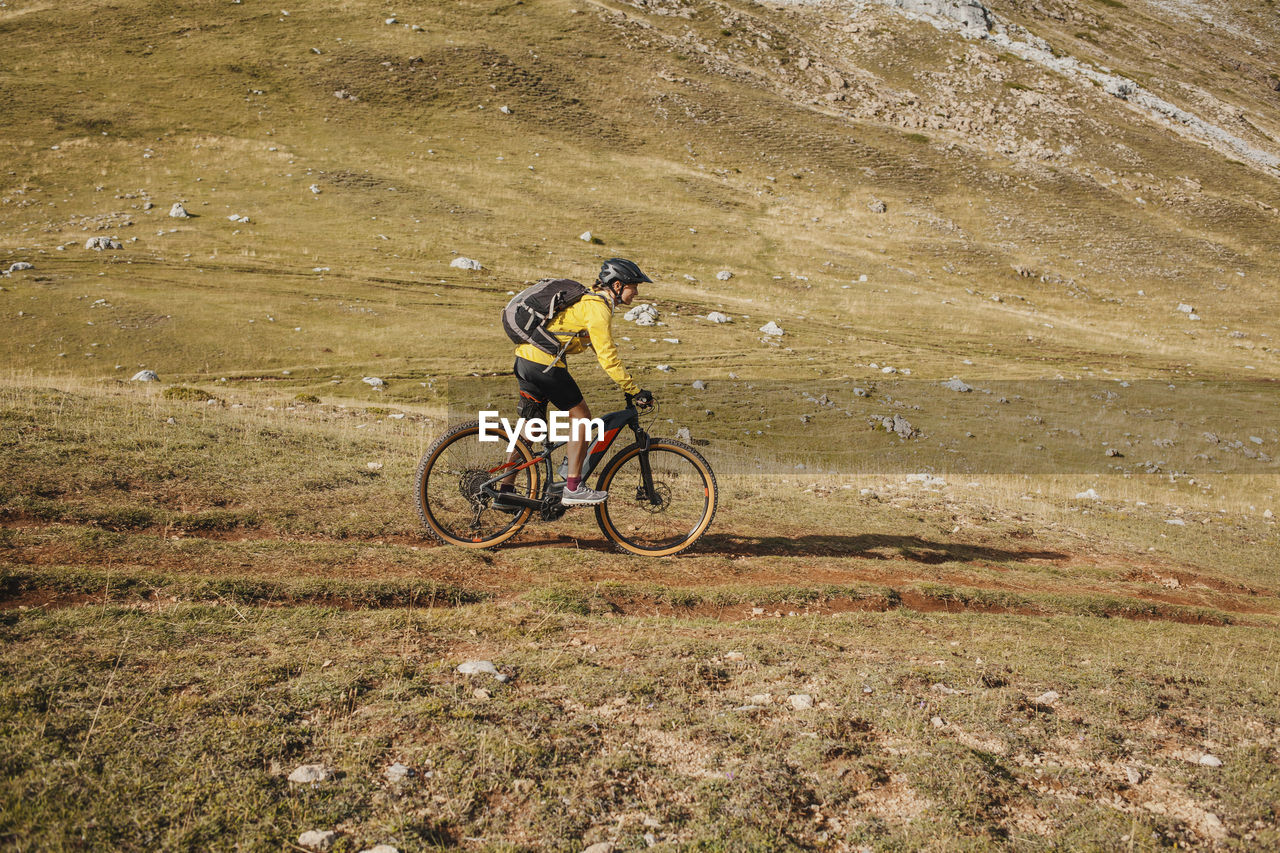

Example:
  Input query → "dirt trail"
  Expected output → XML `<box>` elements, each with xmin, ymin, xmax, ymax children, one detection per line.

<box><xmin>3</xmin><ymin>519</ymin><xmax>1275</xmax><ymax>624</ymax></box>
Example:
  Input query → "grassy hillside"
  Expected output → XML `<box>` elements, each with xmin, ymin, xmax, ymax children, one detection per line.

<box><xmin>2</xmin><ymin>0</ymin><xmax>1278</xmax><ymax>848</ymax></box>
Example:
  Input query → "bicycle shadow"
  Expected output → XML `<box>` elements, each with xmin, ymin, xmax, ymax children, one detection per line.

<box><xmin>522</xmin><ymin>531</ymin><xmax>1069</xmax><ymax>564</ymax></box>
<box><xmin>693</xmin><ymin>532</ymin><xmax>1069</xmax><ymax>564</ymax></box>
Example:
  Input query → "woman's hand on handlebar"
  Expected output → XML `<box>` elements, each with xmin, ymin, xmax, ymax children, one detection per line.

<box><xmin>629</xmin><ymin>389</ymin><xmax>654</xmax><ymax>409</ymax></box>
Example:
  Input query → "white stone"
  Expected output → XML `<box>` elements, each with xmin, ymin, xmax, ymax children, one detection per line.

<box><xmin>8</xmin><ymin>262</ymin><xmax>33</xmax><ymax>272</ymax></box>
<box><xmin>310</xmin><ymin>184</ymin><xmax>321</xmax><ymax>194</ymax></box>
<box><xmin>359</xmin><ymin>846</ymin><xmax>399</xmax><ymax>853</ymax></box>
<box><xmin>384</xmin><ymin>762</ymin><xmax>412</xmax><ymax>783</ymax></box>
<box><xmin>675</xmin><ymin>427</ymin><xmax>691</xmax><ymax>442</ymax></box>
<box><xmin>1176</xmin><ymin>303</ymin><xmax>1195</xmax><ymax>313</ymax></box>
<box><xmin>169</xmin><ymin>203</ymin><xmax>191</xmax><ymax>219</ymax></box>
<box><xmin>655</xmin><ymin>364</ymin><xmax>672</xmax><ymax>373</ymax></box>
<box><xmin>625</xmin><ymin>304</ymin><xmax>659</xmax><ymax>323</ymax></box>
<box><xmin>1265</xmin><ymin>509</ymin><xmax>1274</xmax><ymax>520</ymax></box>
<box><xmin>1166</xmin><ymin>518</ymin><xmax>1186</xmax><ymax>526</ymax></box>
<box><xmin>579</xmin><ymin>231</ymin><xmax>593</xmax><ymax>242</ymax></box>
<box><xmin>450</xmin><ymin>257</ymin><xmax>482</xmax><ymax>270</ymax></box>
<box><xmin>288</xmin><ymin>764</ymin><xmax>334</xmax><ymax>784</ymax></box>
<box><xmin>457</xmin><ymin>660</ymin><xmax>508</xmax><ymax>681</ymax></box>
<box><xmin>691</xmin><ymin>380</ymin><xmax>707</xmax><ymax>390</ymax></box>
<box><xmin>366</xmin><ymin>462</ymin><xmax>383</xmax><ymax>471</ymax></box>
<box><xmin>788</xmin><ymin>693</ymin><xmax>814</xmax><ymax>711</ymax></box>
<box><xmin>941</xmin><ymin>377</ymin><xmax>972</xmax><ymax>392</ymax></box>
<box><xmin>1198</xmin><ymin>754</ymin><xmax>1223</xmax><ymax>767</ymax></box>
<box><xmin>582</xmin><ymin>844</ymin><xmax>613</xmax><ymax>853</ymax></box>
<box><xmin>298</xmin><ymin>830</ymin><xmax>337</xmax><ymax>851</ymax></box>
<box><xmin>362</xmin><ymin>377</ymin><xmax>385</xmax><ymax>389</ymax></box>
<box><xmin>85</xmin><ymin>236</ymin><xmax>122</xmax><ymax>250</ymax></box>
<box><xmin>499</xmin><ymin>105</ymin><xmax>511</xmax><ymax>114</ymax></box>
<box><xmin>384</xmin><ymin>17</ymin><xmax>397</xmax><ymax>24</ymax></box>
<box><xmin>130</xmin><ymin>370</ymin><xmax>159</xmax><ymax>382</ymax></box>
<box><xmin>759</xmin><ymin>321</ymin><xmax>784</xmax><ymax>336</ymax></box>
<box><xmin>1075</xmin><ymin>489</ymin><xmax>1099</xmax><ymax>500</ymax></box>
<box><xmin>706</xmin><ymin>312</ymin><xmax>731</xmax><ymax>323</ymax></box>
<box><xmin>716</xmin><ymin>270</ymin><xmax>733</xmax><ymax>280</ymax></box>
<box><xmin>663</xmin><ymin>338</ymin><xmax>680</xmax><ymax>344</ymax></box>
<box><xmin>1032</xmin><ymin>690</ymin><xmax>1060</xmax><ymax>706</ymax></box>
<box><xmin>931</xmin><ymin>715</ymin><xmax>946</xmax><ymax>728</ymax></box>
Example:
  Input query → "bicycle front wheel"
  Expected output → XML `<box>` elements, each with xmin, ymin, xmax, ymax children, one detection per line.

<box><xmin>416</xmin><ymin>421</ymin><xmax>540</xmax><ymax>548</ymax></box>
<box><xmin>594</xmin><ymin>439</ymin><xmax>717</xmax><ymax>556</ymax></box>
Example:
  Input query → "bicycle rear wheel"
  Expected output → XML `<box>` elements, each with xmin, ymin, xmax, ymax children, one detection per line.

<box><xmin>416</xmin><ymin>421</ymin><xmax>540</xmax><ymax>548</ymax></box>
<box><xmin>594</xmin><ymin>439</ymin><xmax>717</xmax><ymax>556</ymax></box>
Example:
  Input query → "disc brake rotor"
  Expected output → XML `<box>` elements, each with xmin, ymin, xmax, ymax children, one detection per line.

<box><xmin>633</xmin><ymin>481</ymin><xmax>672</xmax><ymax>513</ymax></box>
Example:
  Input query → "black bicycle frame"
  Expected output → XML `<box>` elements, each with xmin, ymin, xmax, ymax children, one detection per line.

<box><xmin>479</xmin><ymin>403</ymin><xmax>657</xmax><ymax>510</ymax></box>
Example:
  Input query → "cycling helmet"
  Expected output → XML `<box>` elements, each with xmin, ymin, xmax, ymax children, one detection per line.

<box><xmin>598</xmin><ymin>258</ymin><xmax>653</xmax><ymax>288</ymax></box>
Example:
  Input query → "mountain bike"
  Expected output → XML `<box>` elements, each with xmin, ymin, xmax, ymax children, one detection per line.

<box><xmin>415</xmin><ymin>397</ymin><xmax>717</xmax><ymax>556</ymax></box>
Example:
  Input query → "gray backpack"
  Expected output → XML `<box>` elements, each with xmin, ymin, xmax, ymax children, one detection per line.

<box><xmin>502</xmin><ymin>278</ymin><xmax>591</xmax><ymax>358</ymax></box>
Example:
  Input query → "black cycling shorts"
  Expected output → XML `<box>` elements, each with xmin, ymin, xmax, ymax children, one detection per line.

<box><xmin>514</xmin><ymin>357</ymin><xmax>584</xmax><ymax>421</ymax></box>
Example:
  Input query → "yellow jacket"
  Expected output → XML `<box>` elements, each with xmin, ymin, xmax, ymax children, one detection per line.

<box><xmin>514</xmin><ymin>290</ymin><xmax>640</xmax><ymax>396</ymax></box>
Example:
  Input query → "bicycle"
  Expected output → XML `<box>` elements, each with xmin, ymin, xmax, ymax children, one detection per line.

<box><xmin>415</xmin><ymin>396</ymin><xmax>717</xmax><ymax>556</ymax></box>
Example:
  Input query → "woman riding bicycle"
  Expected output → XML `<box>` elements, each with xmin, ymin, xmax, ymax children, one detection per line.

<box><xmin>502</xmin><ymin>258</ymin><xmax>655</xmax><ymax>506</ymax></box>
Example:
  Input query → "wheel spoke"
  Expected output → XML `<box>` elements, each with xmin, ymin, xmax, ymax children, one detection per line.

<box><xmin>416</xmin><ymin>423</ymin><xmax>538</xmax><ymax>547</ymax></box>
<box><xmin>597</xmin><ymin>443</ymin><xmax>716</xmax><ymax>555</ymax></box>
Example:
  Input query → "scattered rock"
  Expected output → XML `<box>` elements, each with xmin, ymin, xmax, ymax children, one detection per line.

<box><xmin>879</xmin><ymin>414</ymin><xmax>917</xmax><ymax>439</ymax></box>
<box><xmin>675</xmin><ymin>426</ymin><xmax>692</xmax><ymax>442</ymax></box>
<box><xmin>298</xmin><ymin>830</ymin><xmax>337</xmax><ymax>851</ymax></box>
<box><xmin>450</xmin><ymin>257</ymin><xmax>482</xmax><ymax>270</ymax></box>
<box><xmin>1166</xmin><ymin>518</ymin><xmax>1186</xmax><ymax>526</ymax></box>
<box><xmin>334</xmin><ymin>89</ymin><xmax>358</xmax><ymax>101</ymax></box>
<box><xmin>366</xmin><ymin>462</ymin><xmax>383</xmax><ymax>471</ymax></box>
<box><xmin>310</xmin><ymin>184</ymin><xmax>322</xmax><ymax>194</ymax></box>
<box><xmin>655</xmin><ymin>364</ymin><xmax>672</xmax><ymax>373</ymax></box>
<box><xmin>868</xmin><ymin>198</ymin><xmax>887</xmax><ymax>214</ymax></box>
<box><xmin>788</xmin><ymin>694</ymin><xmax>814</xmax><ymax>711</ymax></box>
<box><xmin>384</xmin><ymin>763</ymin><xmax>413</xmax><ymax>783</ymax></box>
<box><xmin>457</xmin><ymin>660</ymin><xmax>509</xmax><ymax>682</ymax></box>
<box><xmin>359</xmin><ymin>846</ymin><xmax>399</xmax><ymax>853</ymax></box>
<box><xmin>288</xmin><ymin>764</ymin><xmax>335</xmax><ymax>784</ymax></box>
<box><xmin>1198</xmin><ymin>754</ymin><xmax>1223</xmax><ymax>767</ymax></box>
<box><xmin>1176</xmin><ymin>303</ymin><xmax>1195</xmax><ymax>314</ymax></box>
<box><xmin>499</xmin><ymin>105</ymin><xmax>511</xmax><ymax>114</ymax></box>
<box><xmin>583</xmin><ymin>844</ymin><xmax>614</xmax><ymax>853</ymax></box>
<box><xmin>473</xmin><ymin>687</ymin><xmax>491</xmax><ymax>700</ymax></box>
<box><xmin>169</xmin><ymin>203</ymin><xmax>191</xmax><ymax>219</ymax></box>
<box><xmin>941</xmin><ymin>377</ymin><xmax>972</xmax><ymax>392</ymax></box>
<box><xmin>931</xmin><ymin>683</ymin><xmax>966</xmax><ymax>695</ymax></box>
<box><xmin>1075</xmin><ymin>488</ymin><xmax>1099</xmax><ymax>500</ymax></box>
<box><xmin>579</xmin><ymin>231</ymin><xmax>593</xmax><ymax>242</ymax></box>
<box><xmin>724</xmin><ymin>651</ymin><xmax>745</xmax><ymax>661</ymax></box>
<box><xmin>1105</xmin><ymin>448</ymin><xmax>1124</xmax><ymax>457</ymax></box>
<box><xmin>625</xmin><ymin>304</ymin><xmax>659</xmax><ymax>325</ymax></box>
<box><xmin>7</xmin><ymin>262</ymin><xmax>33</xmax><ymax>272</ymax></box>
<box><xmin>663</xmin><ymin>337</ymin><xmax>680</xmax><ymax>344</ymax></box>
<box><xmin>1032</xmin><ymin>690</ymin><xmax>1060</xmax><ymax>706</ymax></box>
<box><xmin>931</xmin><ymin>715</ymin><xmax>946</xmax><ymax>728</ymax></box>
<box><xmin>706</xmin><ymin>311</ymin><xmax>731</xmax><ymax>323</ymax></box>
<box><xmin>1123</xmin><ymin>765</ymin><xmax>1144</xmax><ymax>786</ymax></box>
<box><xmin>384</xmin><ymin>17</ymin><xmax>397</xmax><ymax>24</ymax></box>
<box><xmin>85</xmin><ymin>236</ymin><xmax>122</xmax><ymax>250</ymax></box>
<box><xmin>130</xmin><ymin>370</ymin><xmax>159</xmax><ymax>382</ymax></box>
<box><xmin>362</xmin><ymin>376</ymin><xmax>385</xmax><ymax>389</ymax></box>
<box><xmin>716</xmin><ymin>270</ymin><xmax>733</xmax><ymax>281</ymax></box>
<box><xmin>691</xmin><ymin>380</ymin><xmax>707</xmax><ymax>390</ymax></box>
<box><xmin>759</xmin><ymin>320</ymin><xmax>784</xmax><ymax>336</ymax></box>
<box><xmin>905</xmin><ymin>473</ymin><xmax>945</xmax><ymax>487</ymax></box>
